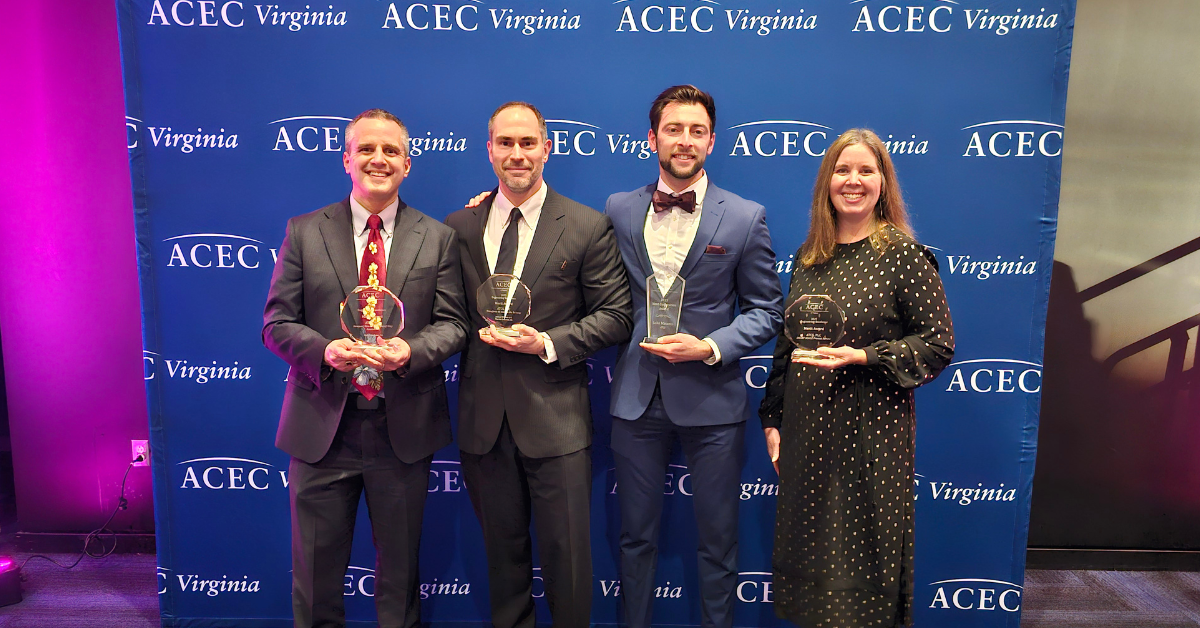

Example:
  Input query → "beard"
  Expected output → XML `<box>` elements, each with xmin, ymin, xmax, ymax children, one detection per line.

<box><xmin>659</xmin><ymin>150</ymin><xmax>706</xmax><ymax>181</ymax></box>
<box><xmin>498</xmin><ymin>160</ymin><xmax>542</xmax><ymax>195</ymax></box>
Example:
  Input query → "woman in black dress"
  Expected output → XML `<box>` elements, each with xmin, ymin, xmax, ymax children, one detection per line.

<box><xmin>758</xmin><ymin>129</ymin><xmax>955</xmax><ymax>627</ymax></box>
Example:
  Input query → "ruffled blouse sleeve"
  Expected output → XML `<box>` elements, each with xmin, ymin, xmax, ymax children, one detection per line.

<box><xmin>862</xmin><ymin>241</ymin><xmax>955</xmax><ymax>388</ymax></box>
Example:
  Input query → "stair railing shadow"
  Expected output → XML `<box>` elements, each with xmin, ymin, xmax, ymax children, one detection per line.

<box><xmin>1029</xmin><ymin>235</ymin><xmax>1200</xmax><ymax>554</ymax></box>
<box><xmin>1084</xmin><ymin>236</ymin><xmax>1200</xmax><ymax>385</ymax></box>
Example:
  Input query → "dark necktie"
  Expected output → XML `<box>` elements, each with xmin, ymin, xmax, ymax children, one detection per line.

<box><xmin>355</xmin><ymin>214</ymin><xmax>386</xmax><ymax>399</ymax></box>
<box><xmin>652</xmin><ymin>189</ymin><xmax>696</xmax><ymax>213</ymax></box>
<box><xmin>494</xmin><ymin>207</ymin><xmax>522</xmax><ymax>276</ymax></box>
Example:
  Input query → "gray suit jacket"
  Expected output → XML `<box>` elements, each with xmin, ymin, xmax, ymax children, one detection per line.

<box><xmin>445</xmin><ymin>186</ymin><xmax>633</xmax><ymax>458</ymax></box>
<box><xmin>263</xmin><ymin>198</ymin><xmax>469</xmax><ymax>464</ymax></box>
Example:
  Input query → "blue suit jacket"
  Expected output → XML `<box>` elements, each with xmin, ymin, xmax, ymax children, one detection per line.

<box><xmin>605</xmin><ymin>182</ymin><xmax>784</xmax><ymax>426</ymax></box>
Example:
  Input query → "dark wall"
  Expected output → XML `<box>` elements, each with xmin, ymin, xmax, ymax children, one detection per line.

<box><xmin>0</xmin><ymin>2</ymin><xmax>154</xmax><ymax>532</ymax></box>
<box><xmin>1029</xmin><ymin>0</ymin><xmax>1200</xmax><ymax>553</ymax></box>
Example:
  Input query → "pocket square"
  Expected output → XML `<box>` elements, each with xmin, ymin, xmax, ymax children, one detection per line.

<box><xmin>705</xmin><ymin>245</ymin><xmax>727</xmax><ymax>254</ymax></box>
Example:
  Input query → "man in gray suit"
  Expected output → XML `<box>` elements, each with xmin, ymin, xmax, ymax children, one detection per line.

<box><xmin>263</xmin><ymin>109</ymin><xmax>468</xmax><ymax>628</ymax></box>
<box><xmin>445</xmin><ymin>102</ymin><xmax>632</xmax><ymax>628</ymax></box>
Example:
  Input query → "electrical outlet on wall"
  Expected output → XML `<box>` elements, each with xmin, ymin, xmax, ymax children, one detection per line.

<box><xmin>132</xmin><ymin>440</ymin><xmax>150</xmax><ymax>467</ymax></box>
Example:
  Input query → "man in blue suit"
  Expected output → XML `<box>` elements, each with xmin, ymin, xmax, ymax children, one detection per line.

<box><xmin>604</xmin><ymin>85</ymin><xmax>784</xmax><ymax>628</ymax></box>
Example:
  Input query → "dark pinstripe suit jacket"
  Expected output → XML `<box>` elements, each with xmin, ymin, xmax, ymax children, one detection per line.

<box><xmin>445</xmin><ymin>186</ymin><xmax>633</xmax><ymax>458</ymax></box>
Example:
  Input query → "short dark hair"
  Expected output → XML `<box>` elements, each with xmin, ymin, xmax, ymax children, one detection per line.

<box><xmin>345</xmin><ymin>109</ymin><xmax>409</xmax><ymax>158</ymax></box>
<box><xmin>649</xmin><ymin>85</ymin><xmax>716</xmax><ymax>133</ymax></box>
<box><xmin>488</xmin><ymin>102</ymin><xmax>547</xmax><ymax>142</ymax></box>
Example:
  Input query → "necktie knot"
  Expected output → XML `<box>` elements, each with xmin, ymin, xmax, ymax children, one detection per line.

<box><xmin>509</xmin><ymin>207</ymin><xmax>523</xmax><ymax>225</ymax></box>
<box><xmin>652</xmin><ymin>189</ymin><xmax>697</xmax><ymax>213</ymax></box>
<box><xmin>367</xmin><ymin>214</ymin><xmax>383</xmax><ymax>231</ymax></box>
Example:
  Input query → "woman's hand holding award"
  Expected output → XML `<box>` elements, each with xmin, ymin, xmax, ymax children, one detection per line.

<box><xmin>339</xmin><ymin>285</ymin><xmax>406</xmax><ymax>394</ymax></box>
<box><xmin>477</xmin><ymin>274</ymin><xmax>532</xmax><ymax>337</ymax></box>
<box><xmin>784</xmin><ymin>294</ymin><xmax>846</xmax><ymax>362</ymax></box>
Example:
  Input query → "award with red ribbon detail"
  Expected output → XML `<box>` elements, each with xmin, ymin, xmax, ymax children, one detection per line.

<box><xmin>339</xmin><ymin>285</ymin><xmax>405</xmax><ymax>396</ymax></box>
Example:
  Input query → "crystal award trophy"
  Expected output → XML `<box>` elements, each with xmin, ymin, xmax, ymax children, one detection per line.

<box><xmin>643</xmin><ymin>274</ymin><xmax>685</xmax><ymax>344</ymax></box>
<box><xmin>478</xmin><ymin>274</ymin><xmax>532</xmax><ymax>337</ymax></box>
<box><xmin>339</xmin><ymin>285</ymin><xmax>406</xmax><ymax>391</ymax></box>
<box><xmin>784</xmin><ymin>294</ymin><xmax>846</xmax><ymax>362</ymax></box>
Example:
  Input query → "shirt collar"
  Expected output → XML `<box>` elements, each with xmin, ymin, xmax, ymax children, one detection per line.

<box><xmin>655</xmin><ymin>172</ymin><xmax>709</xmax><ymax>210</ymax></box>
<box><xmin>350</xmin><ymin>196</ymin><xmax>399</xmax><ymax>237</ymax></box>
<box><xmin>493</xmin><ymin>180</ymin><xmax>547</xmax><ymax>227</ymax></box>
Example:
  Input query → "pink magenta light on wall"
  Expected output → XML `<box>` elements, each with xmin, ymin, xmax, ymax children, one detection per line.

<box><xmin>0</xmin><ymin>0</ymin><xmax>152</xmax><ymax>532</ymax></box>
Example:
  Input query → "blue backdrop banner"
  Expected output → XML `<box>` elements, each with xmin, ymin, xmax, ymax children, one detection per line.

<box><xmin>117</xmin><ymin>0</ymin><xmax>1075</xmax><ymax>625</ymax></box>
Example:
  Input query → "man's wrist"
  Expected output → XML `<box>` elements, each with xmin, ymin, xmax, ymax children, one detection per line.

<box><xmin>539</xmin><ymin>332</ymin><xmax>557</xmax><ymax>364</ymax></box>
<box><xmin>702</xmin><ymin>337</ymin><xmax>721</xmax><ymax>365</ymax></box>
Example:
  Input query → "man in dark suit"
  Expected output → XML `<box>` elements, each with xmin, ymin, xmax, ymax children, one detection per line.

<box><xmin>263</xmin><ymin>109</ymin><xmax>468</xmax><ymax>628</ymax></box>
<box><xmin>605</xmin><ymin>86</ymin><xmax>784</xmax><ymax>628</ymax></box>
<box><xmin>445</xmin><ymin>102</ymin><xmax>632</xmax><ymax>628</ymax></box>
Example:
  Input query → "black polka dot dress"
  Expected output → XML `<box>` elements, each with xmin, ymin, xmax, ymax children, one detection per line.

<box><xmin>758</xmin><ymin>226</ymin><xmax>954</xmax><ymax>628</ymax></box>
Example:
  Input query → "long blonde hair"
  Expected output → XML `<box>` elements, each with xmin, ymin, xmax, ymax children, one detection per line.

<box><xmin>800</xmin><ymin>129</ymin><xmax>912</xmax><ymax>267</ymax></box>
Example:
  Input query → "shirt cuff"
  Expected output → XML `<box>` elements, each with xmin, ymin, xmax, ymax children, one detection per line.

<box><xmin>540</xmin><ymin>333</ymin><xmax>558</xmax><ymax>364</ymax></box>
<box><xmin>702</xmin><ymin>337</ymin><xmax>721</xmax><ymax>365</ymax></box>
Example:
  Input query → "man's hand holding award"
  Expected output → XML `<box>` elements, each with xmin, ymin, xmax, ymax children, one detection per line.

<box><xmin>638</xmin><ymin>272</ymin><xmax>713</xmax><ymax>363</ymax></box>
<box><xmin>477</xmin><ymin>273</ymin><xmax>546</xmax><ymax>355</ymax></box>
<box><xmin>336</xmin><ymin>285</ymin><xmax>407</xmax><ymax>398</ymax></box>
<box><xmin>643</xmin><ymin>274</ymin><xmax>685</xmax><ymax>344</ymax></box>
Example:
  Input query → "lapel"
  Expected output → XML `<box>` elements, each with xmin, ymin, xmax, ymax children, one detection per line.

<box><xmin>467</xmin><ymin>190</ymin><xmax>495</xmax><ymax>282</ymax></box>
<box><xmin>385</xmin><ymin>200</ymin><xmax>425</xmax><ymax>293</ymax></box>
<box><xmin>319</xmin><ymin>199</ymin><xmax>358</xmax><ymax>299</ymax></box>
<box><xmin>629</xmin><ymin>183</ymin><xmax>655</xmax><ymax>281</ymax></box>
<box><xmin>521</xmin><ymin>185</ymin><xmax>567</xmax><ymax>289</ymax></box>
<box><xmin>382</xmin><ymin>200</ymin><xmax>424</xmax><ymax>331</ymax></box>
<box><xmin>679</xmin><ymin>182</ymin><xmax>728</xmax><ymax>279</ymax></box>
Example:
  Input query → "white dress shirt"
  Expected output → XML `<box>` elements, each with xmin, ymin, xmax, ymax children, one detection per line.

<box><xmin>645</xmin><ymin>174</ymin><xmax>707</xmax><ymax>293</ymax></box>
<box><xmin>484</xmin><ymin>182</ymin><xmax>546</xmax><ymax>277</ymax></box>
<box><xmin>644</xmin><ymin>174</ymin><xmax>722</xmax><ymax>365</ymax></box>
<box><xmin>483</xmin><ymin>183</ymin><xmax>558</xmax><ymax>364</ymax></box>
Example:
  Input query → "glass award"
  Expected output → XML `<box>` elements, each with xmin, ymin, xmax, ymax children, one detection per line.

<box><xmin>339</xmin><ymin>285</ymin><xmax>405</xmax><ymax>390</ymax></box>
<box><xmin>643</xmin><ymin>274</ymin><xmax>685</xmax><ymax>344</ymax></box>
<box><xmin>477</xmin><ymin>274</ymin><xmax>532</xmax><ymax>337</ymax></box>
<box><xmin>784</xmin><ymin>294</ymin><xmax>846</xmax><ymax>362</ymax></box>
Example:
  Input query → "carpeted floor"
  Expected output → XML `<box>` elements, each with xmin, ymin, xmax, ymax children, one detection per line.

<box><xmin>1022</xmin><ymin>569</ymin><xmax>1200</xmax><ymax>627</ymax></box>
<box><xmin>0</xmin><ymin>553</ymin><xmax>158</xmax><ymax>628</ymax></box>
<box><xmin>0</xmin><ymin>554</ymin><xmax>1199</xmax><ymax>627</ymax></box>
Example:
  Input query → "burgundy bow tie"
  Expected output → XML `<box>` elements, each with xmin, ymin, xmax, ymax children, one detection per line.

<box><xmin>652</xmin><ymin>189</ymin><xmax>697</xmax><ymax>213</ymax></box>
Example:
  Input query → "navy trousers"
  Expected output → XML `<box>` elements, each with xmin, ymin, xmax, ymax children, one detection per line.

<box><xmin>611</xmin><ymin>388</ymin><xmax>745</xmax><ymax>628</ymax></box>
